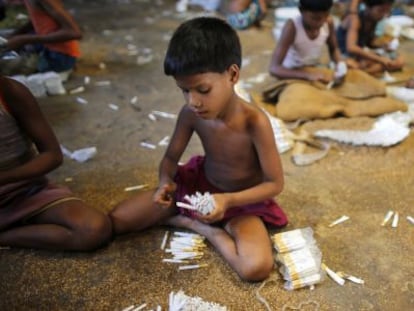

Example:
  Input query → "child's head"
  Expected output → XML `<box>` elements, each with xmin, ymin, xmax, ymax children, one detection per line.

<box><xmin>299</xmin><ymin>0</ymin><xmax>333</xmax><ymax>32</ymax></box>
<box><xmin>365</xmin><ymin>0</ymin><xmax>394</xmax><ymax>21</ymax></box>
<box><xmin>164</xmin><ymin>17</ymin><xmax>241</xmax><ymax>77</ymax></box>
<box><xmin>299</xmin><ymin>0</ymin><xmax>333</xmax><ymax>12</ymax></box>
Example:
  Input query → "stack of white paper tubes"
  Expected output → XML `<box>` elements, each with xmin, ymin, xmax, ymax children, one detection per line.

<box><xmin>272</xmin><ymin>227</ymin><xmax>323</xmax><ymax>290</ymax></box>
<box><xmin>169</xmin><ymin>291</ymin><xmax>227</xmax><ymax>311</ymax></box>
<box><xmin>162</xmin><ymin>231</ymin><xmax>207</xmax><ymax>271</ymax></box>
<box><xmin>176</xmin><ymin>192</ymin><xmax>215</xmax><ymax>215</ymax></box>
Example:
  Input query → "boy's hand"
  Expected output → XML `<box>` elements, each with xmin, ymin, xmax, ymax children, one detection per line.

<box><xmin>198</xmin><ymin>193</ymin><xmax>228</xmax><ymax>223</ymax></box>
<box><xmin>153</xmin><ymin>182</ymin><xmax>176</xmax><ymax>208</ymax></box>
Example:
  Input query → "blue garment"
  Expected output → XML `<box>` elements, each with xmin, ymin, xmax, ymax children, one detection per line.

<box><xmin>37</xmin><ymin>48</ymin><xmax>76</xmax><ymax>73</ymax></box>
<box><xmin>336</xmin><ymin>11</ymin><xmax>369</xmax><ymax>55</ymax></box>
<box><xmin>227</xmin><ymin>0</ymin><xmax>261</xmax><ymax>30</ymax></box>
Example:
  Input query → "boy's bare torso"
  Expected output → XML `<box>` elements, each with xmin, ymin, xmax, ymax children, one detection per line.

<box><xmin>192</xmin><ymin>101</ymin><xmax>265</xmax><ymax>192</ymax></box>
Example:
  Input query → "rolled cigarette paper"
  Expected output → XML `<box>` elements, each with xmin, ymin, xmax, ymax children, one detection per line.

<box><xmin>130</xmin><ymin>96</ymin><xmax>138</xmax><ymax>104</ymax></box>
<box><xmin>121</xmin><ymin>305</ymin><xmax>135</xmax><ymax>311</ymax></box>
<box><xmin>322</xmin><ymin>264</ymin><xmax>345</xmax><ymax>286</ymax></box>
<box><xmin>160</xmin><ymin>231</ymin><xmax>169</xmax><ymax>250</ymax></box>
<box><xmin>152</xmin><ymin>110</ymin><xmax>176</xmax><ymax>119</ymax></box>
<box><xmin>76</xmin><ymin>97</ymin><xmax>88</xmax><ymax>104</ymax></box>
<box><xmin>176</xmin><ymin>201</ymin><xmax>197</xmax><ymax>210</ymax></box>
<box><xmin>148</xmin><ymin>113</ymin><xmax>157</xmax><ymax>121</ymax></box>
<box><xmin>391</xmin><ymin>212</ymin><xmax>399</xmax><ymax>228</ymax></box>
<box><xmin>328</xmin><ymin>215</ymin><xmax>350</xmax><ymax>227</ymax></box>
<box><xmin>346</xmin><ymin>275</ymin><xmax>365</xmax><ymax>284</ymax></box>
<box><xmin>178</xmin><ymin>263</ymin><xmax>208</xmax><ymax>271</ymax></box>
<box><xmin>381</xmin><ymin>210</ymin><xmax>394</xmax><ymax>226</ymax></box>
<box><xmin>108</xmin><ymin>103</ymin><xmax>119</xmax><ymax>111</ymax></box>
<box><xmin>95</xmin><ymin>80</ymin><xmax>111</xmax><ymax>86</ymax></box>
<box><xmin>407</xmin><ymin>216</ymin><xmax>414</xmax><ymax>225</ymax></box>
<box><xmin>124</xmin><ymin>184</ymin><xmax>148</xmax><ymax>192</ymax></box>
<box><xmin>132</xmin><ymin>304</ymin><xmax>147</xmax><ymax>311</ymax></box>
<box><xmin>140</xmin><ymin>142</ymin><xmax>156</xmax><ymax>149</ymax></box>
<box><xmin>162</xmin><ymin>259</ymin><xmax>188</xmax><ymax>263</ymax></box>
<box><xmin>69</xmin><ymin>86</ymin><xmax>85</xmax><ymax>94</ymax></box>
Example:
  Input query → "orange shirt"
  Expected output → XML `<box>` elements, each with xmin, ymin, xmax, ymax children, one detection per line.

<box><xmin>24</xmin><ymin>0</ymin><xmax>80</xmax><ymax>57</ymax></box>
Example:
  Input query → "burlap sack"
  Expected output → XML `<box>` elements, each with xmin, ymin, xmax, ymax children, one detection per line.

<box><xmin>274</xmin><ymin>83</ymin><xmax>407</xmax><ymax>121</ymax></box>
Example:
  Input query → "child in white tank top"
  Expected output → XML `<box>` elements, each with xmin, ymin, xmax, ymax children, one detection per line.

<box><xmin>269</xmin><ymin>0</ymin><xmax>344</xmax><ymax>83</ymax></box>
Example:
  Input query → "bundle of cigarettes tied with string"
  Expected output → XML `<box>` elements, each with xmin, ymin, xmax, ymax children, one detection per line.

<box><xmin>271</xmin><ymin>227</ymin><xmax>324</xmax><ymax>290</ymax></box>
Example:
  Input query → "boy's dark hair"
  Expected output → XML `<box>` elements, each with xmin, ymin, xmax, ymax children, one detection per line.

<box><xmin>364</xmin><ymin>0</ymin><xmax>394</xmax><ymax>7</ymax></box>
<box><xmin>164</xmin><ymin>17</ymin><xmax>241</xmax><ymax>76</ymax></box>
<box><xmin>299</xmin><ymin>0</ymin><xmax>333</xmax><ymax>11</ymax></box>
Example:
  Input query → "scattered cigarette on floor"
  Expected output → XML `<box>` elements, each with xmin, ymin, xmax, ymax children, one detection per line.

<box><xmin>158</xmin><ymin>136</ymin><xmax>170</xmax><ymax>146</ymax></box>
<box><xmin>65</xmin><ymin>177</ymin><xmax>73</xmax><ymax>182</ymax></box>
<box><xmin>162</xmin><ymin>259</ymin><xmax>188</xmax><ymax>264</ymax></box>
<box><xmin>76</xmin><ymin>97</ymin><xmax>88</xmax><ymax>105</ymax></box>
<box><xmin>151</xmin><ymin>110</ymin><xmax>176</xmax><ymax>119</ymax></box>
<box><xmin>140</xmin><ymin>142</ymin><xmax>156</xmax><ymax>149</ymax></box>
<box><xmin>121</xmin><ymin>305</ymin><xmax>135</xmax><ymax>311</ymax></box>
<box><xmin>124</xmin><ymin>184</ymin><xmax>148</xmax><ymax>192</ymax></box>
<box><xmin>328</xmin><ymin>215</ymin><xmax>350</xmax><ymax>227</ymax></box>
<box><xmin>95</xmin><ymin>80</ymin><xmax>111</xmax><ymax>86</ymax></box>
<box><xmin>337</xmin><ymin>271</ymin><xmax>364</xmax><ymax>284</ymax></box>
<box><xmin>392</xmin><ymin>212</ymin><xmax>399</xmax><ymax>228</ymax></box>
<box><xmin>161</xmin><ymin>230</ymin><xmax>169</xmax><ymax>250</ymax></box>
<box><xmin>322</xmin><ymin>263</ymin><xmax>345</xmax><ymax>286</ymax></box>
<box><xmin>84</xmin><ymin>76</ymin><xmax>90</xmax><ymax>85</ymax></box>
<box><xmin>407</xmin><ymin>216</ymin><xmax>414</xmax><ymax>225</ymax></box>
<box><xmin>381</xmin><ymin>210</ymin><xmax>394</xmax><ymax>226</ymax></box>
<box><xmin>178</xmin><ymin>263</ymin><xmax>208</xmax><ymax>271</ymax></box>
<box><xmin>148</xmin><ymin>113</ymin><xmax>157</xmax><ymax>121</ymax></box>
<box><xmin>130</xmin><ymin>96</ymin><xmax>138</xmax><ymax>104</ymax></box>
<box><xmin>132</xmin><ymin>303</ymin><xmax>147</xmax><ymax>311</ymax></box>
<box><xmin>69</xmin><ymin>86</ymin><xmax>85</xmax><ymax>94</ymax></box>
<box><xmin>108</xmin><ymin>103</ymin><xmax>119</xmax><ymax>111</ymax></box>
<box><xmin>99</xmin><ymin>62</ymin><xmax>106</xmax><ymax>70</ymax></box>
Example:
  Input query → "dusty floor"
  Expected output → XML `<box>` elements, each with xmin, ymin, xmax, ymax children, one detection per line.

<box><xmin>1</xmin><ymin>0</ymin><xmax>414</xmax><ymax>310</ymax></box>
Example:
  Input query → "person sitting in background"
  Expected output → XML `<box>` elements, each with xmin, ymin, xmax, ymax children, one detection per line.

<box><xmin>269</xmin><ymin>0</ymin><xmax>344</xmax><ymax>83</ymax></box>
<box><xmin>225</xmin><ymin>0</ymin><xmax>268</xmax><ymax>30</ymax></box>
<box><xmin>0</xmin><ymin>75</ymin><xmax>112</xmax><ymax>251</ymax></box>
<box><xmin>0</xmin><ymin>0</ymin><xmax>81</xmax><ymax>79</ymax></box>
<box><xmin>336</xmin><ymin>0</ymin><xmax>403</xmax><ymax>75</ymax></box>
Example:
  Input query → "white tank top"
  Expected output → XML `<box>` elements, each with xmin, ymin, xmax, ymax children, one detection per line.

<box><xmin>282</xmin><ymin>15</ymin><xmax>329</xmax><ymax>68</ymax></box>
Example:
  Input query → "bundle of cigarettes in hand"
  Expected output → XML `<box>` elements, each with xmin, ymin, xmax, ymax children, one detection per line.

<box><xmin>169</xmin><ymin>290</ymin><xmax>227</xmax><ymax>311</ymax></box>
<box><xmin>271</xmin><ymin>227</ymin><xmax>323</xmax><ymax>290</ymax></box>
<box><xmin>161</xmin><ymin>231</ymin><xmax>208</xmax><ymax>271</ymax></box>
<box><xmin>176</xmin><ymin>192</ymin><xmax>215</xmax><ymax>215</ymax></box>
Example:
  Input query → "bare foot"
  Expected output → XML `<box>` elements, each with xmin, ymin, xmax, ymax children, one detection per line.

<box><xmin>164</xmin><ymin>214</ymin><xmax>195</xmax><ymax>230</ymax></box>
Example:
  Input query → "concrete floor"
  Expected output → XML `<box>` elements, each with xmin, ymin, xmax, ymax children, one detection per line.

<box><xmin>1</xmin><ymin>1</ymin><xmax>414</xmax><ymax>310</ymax></box>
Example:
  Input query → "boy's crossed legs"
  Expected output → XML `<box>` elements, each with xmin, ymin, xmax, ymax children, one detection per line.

<box><xmin>110</xmin><ymin>190</ymin><xmax>274</xmax><ymax>282</ymax></box>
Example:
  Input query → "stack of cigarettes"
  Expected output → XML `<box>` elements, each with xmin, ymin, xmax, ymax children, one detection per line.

<box><xmin>169</xmin><ymin>290</ymin><xmax>227</xmax><ymax>311</ymax></box>
<box><xmin>176</xmin><ymin>192</ymin><xmax>215</xmax><ymax>215</ymax></box>
<box><xmin>272</xmin><ymin>227</ymin><xmax>323</xmax><ymax>290</ymax></box>
<box><xmin>161</xmin><ymin>231</ymin><xmax>208</xmax><ymax>271</ymax></box>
